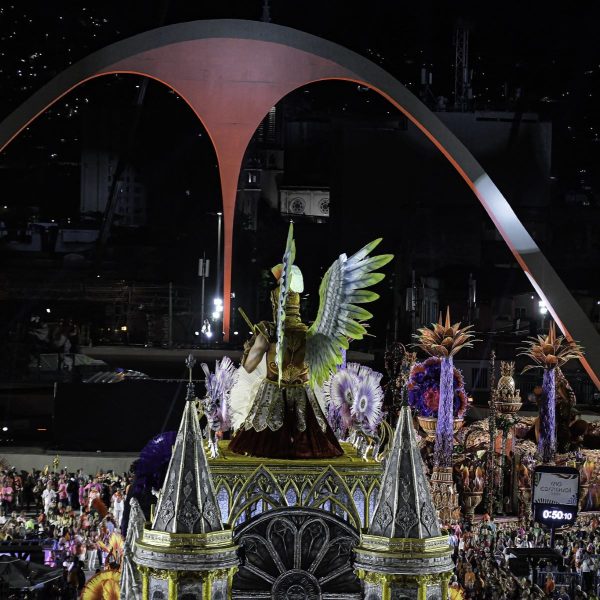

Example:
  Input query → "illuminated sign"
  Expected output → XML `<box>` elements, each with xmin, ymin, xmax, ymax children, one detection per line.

<box><xmin>532</xmin><ymin>465</ymin><xmax>579</xmax><ymax>527</ymax></box>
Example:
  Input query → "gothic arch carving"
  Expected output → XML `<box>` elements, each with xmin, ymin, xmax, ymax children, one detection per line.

<box><xmin>228</xmin><ymin>465</ymin><xmax>286</xmax><ymax>527</ymax></box>
<box><xmin>233</xmin><ymin>507</ymin><xmax>360</xmax><ymax>598</ymax></box>
<box><xmin>305</xmin><ymin>466</ymin><xmax>362</xmax><ymax>530</ymax></box>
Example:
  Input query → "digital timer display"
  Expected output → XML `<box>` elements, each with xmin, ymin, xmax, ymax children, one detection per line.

<box><xmin>532</xmin><ymin>465</ymin><xmax>580</xmax><ymax>528</ymax></box>
<box><xmin>541</xmin><ymin>509</ymin><xmax>573</xmax><ymax>521</ymax></box>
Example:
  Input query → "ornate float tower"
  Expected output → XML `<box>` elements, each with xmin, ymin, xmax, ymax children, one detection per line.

<box><xmin>354</xmin><ymin>406</ymin><xmax>453</xmax><ymax>599</ymax></box>
<box><xmin>133</xmin><ymin>370</ymin><xmax>238</xmax><ymax>599</ymax></box>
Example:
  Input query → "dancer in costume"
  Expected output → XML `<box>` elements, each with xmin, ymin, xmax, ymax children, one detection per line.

<box><xmin>229</xmin><ymin>224</ymin><xmax>392</xmax><ymax>459</ymax></box>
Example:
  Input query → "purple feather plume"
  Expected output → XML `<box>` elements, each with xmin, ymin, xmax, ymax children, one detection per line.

<box><xmin>433</xmin><ymin>356</ymin><xmax>454</xmax><ymax>468</ymax></box>
<box><xmin>202</xmin><ymin>356</ymin><xmax>238</xmax><ymax>432</ymax></box>
<box><xmin>132</xmin><ymin>431</ymin><xmax>177</xmax><ymax>497</ymax></box>
<box><xmin>539</xmin><ymin>368</ymin><xmax>556</xmax><ymax>463</ymax></box>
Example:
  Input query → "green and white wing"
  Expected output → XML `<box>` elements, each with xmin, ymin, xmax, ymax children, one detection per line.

<box><xmin>275</xmin><ymin>223</ymin><xmax>295</xmax><ymax>384</ymax></box>
<box><xmin>306</xmin><ymin>238</ymin><xmax>393</xmax><ymax>387</ymax></box>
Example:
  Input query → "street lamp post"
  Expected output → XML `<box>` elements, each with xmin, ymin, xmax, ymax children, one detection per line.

<box><xmin>198</xmin><ymin>253</ymin><xmax>210</xmax><ymax>344</ymax></box>
<box><xmin>216</xmin><ymin>211</ymin><xmax>223</xmax><ymax>340</ymax></box>
<box><xmin>209</xmin><ymin>211</ymin><xmax>223</xmax><ymax>342</ymax></box>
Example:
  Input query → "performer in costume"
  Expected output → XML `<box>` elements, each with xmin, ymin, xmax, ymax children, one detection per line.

<box><xmin>229</xmin><ymin>279</ymin><xmax>341</xmax><ymax>458</ymax></box>
<box><xmin>229</xmin><ymin>224</ymin><xmax>392</xmax><ymax>459</ymax></box>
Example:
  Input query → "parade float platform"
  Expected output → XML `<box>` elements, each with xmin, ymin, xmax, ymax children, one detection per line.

<box><xmin>207</xmin><ymin>440</ymin><xmax>383</xmax><ymax>529</ymax></box>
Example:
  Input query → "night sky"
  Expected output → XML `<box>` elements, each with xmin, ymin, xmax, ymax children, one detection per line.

<box><xmin>1</xmin><ymin>1</ymin><xmax>600</xmax><ymax>329</ymax></box>
<box><xmin>2</xmin><ymin>2</ymin><xmax>600</xmax><ymax>183</ymax></box>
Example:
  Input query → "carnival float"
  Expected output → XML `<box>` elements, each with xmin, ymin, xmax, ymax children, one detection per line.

<box><xmin>98</xmin><ymin>224</ymin><xmax>600</xmax><ymax>599</ymax></box>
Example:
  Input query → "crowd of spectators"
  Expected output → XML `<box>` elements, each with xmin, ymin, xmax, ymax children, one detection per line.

<box><xmin>5</xmin><ymin>466</ymin><xmax>600</xmax><ymax>599</ymax></box>
<box><xmin>446</xmin><ymin>515</ymin><xmax>600</xmax><ymax>599</ymax></box>
<box><xmin>0</xmin><ymin>467</ymin><xmax>130</xmax><ymax>598</ymax></box>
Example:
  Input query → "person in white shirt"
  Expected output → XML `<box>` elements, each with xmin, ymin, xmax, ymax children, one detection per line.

<box><xmin>111</xmin><ymin>490</ymin><xmax>124</xmax><ymax>527</ymax></box>
<box><xmin>41</xmin><ymin>483</ymin><xmax>57</xmax><ymax>515</ymax></box>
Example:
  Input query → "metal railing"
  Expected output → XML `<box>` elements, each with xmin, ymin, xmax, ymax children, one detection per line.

<box><xmin>5</xmin><ymin>281</ymin><xmax>193</xmax><ymax>311</ymax></box>
<box><xmin>537</xmin><ymin>568</ymin><xmax>598</xmax><ymax>596</ymax></box>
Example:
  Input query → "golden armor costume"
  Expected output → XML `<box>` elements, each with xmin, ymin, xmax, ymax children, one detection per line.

<box><xmin>229</xmin><ymin>291</ymin><xmax>343</xmax><ymax>459</ymax></box>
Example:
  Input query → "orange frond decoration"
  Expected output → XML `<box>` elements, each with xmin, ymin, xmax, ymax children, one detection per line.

<box><xmin>97</xmin><ymin>532</ymin><xmax>124</xmax><ymax>565</ymax></box>
<box><xmin>91</xmin><ymin>497</ymin><xmax>108</xmax><ymax>518</ymax></box>
<box><xmin>108</xmin><ymin>532</ymin><xmax>124</xmax><ymax>557</ymax></box>
<box><xmin>80</xmin><ymin>570</ymin><xmax>120</xmax><ymax>600</ymax></box>
<box><xmin>519</xmin><ymin>322</ymin><xmax>583</xmax><ymax>372</ymax></box>
<box><xmin>449</xmin><ymin>585</ymin><xmax>465</xmax><ymax>600</ymax></box>
<box><xmin>413</xmin><ymin>307</ymin><xmax>478</xmax><ymax>358</ymax></box>
<box><xmin>271</xmin><ymin>263</ymin><xmax>283</xmax><ymax>282</ymax></box>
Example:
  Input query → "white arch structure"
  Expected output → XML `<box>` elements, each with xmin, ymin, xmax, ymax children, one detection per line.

<box><xmin>1</xmin><ymin>20</ymin><xmax>598</xmax><ymax>387</ymax></box>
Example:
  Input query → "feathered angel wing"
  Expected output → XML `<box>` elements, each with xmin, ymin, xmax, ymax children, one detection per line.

<box><xmin>306</xmin><ymin>238</ymin><xmax>393</xmax><ymax>387</ymax></box>
<box><xmin>275</xmin><ymin>223</ymin><xmax>296</xmax><ymax>384</ymax></box>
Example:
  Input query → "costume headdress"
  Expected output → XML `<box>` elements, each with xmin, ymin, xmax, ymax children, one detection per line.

<box><xmin>270</xmin><ymin>259</ymin><xmax>303</xmax><ymax>324</ymax></box>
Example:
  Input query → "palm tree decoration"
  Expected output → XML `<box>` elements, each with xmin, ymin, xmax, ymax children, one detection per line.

<box><xmin>414</xmin><ymin>308</ymin><xmax>476</xmax><ymax>467</ymax></box>
<box><xmin>520</xmin><ymin>322</ymin><xmax>583</xmax><ymax>463</ymax></box>
<box><xmin>413</xmin><ymin>307</ymin><xmax>476</xmax><ymax>358</ymax></box>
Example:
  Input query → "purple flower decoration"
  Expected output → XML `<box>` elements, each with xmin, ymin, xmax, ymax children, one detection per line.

<box><xmin>323</xmin><ymin>362</ymin><xmax>384</xmax><ymax>436</ymax></box>
<box><xmin>324</xmin><ymin>369</ymin><xmax>355</xmax><ymax>437</ymax></box>
<box><xmin>328</xmin><ymin>369</ymin><xmax>355</xmax><ymax>408</ymax></box>
<box><xmin>407</xmin><ymin>356</ymin><xmax>468</xmax><ymax>418</ymax></box>
<box><xmin>351</xmin><ymin>366</ymin><xmax>384</xmax><ymax>434</ymax></box>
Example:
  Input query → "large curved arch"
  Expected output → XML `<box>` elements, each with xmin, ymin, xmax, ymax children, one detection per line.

<box><xmin>1</xmin><ymin>19</ymin><xmax>598</xmax><ymax>387</ymax></box>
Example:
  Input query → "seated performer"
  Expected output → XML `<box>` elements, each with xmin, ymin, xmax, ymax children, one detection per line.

<box><xmin>229</xmin><ymin>224</ymin><xmax>392</xmax><ymax>459</ymax></box>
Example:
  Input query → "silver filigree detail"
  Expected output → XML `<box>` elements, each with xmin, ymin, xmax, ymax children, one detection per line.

<box><xmin>394</xmin><ymin>503</ymin><xmax>419</xmax><ymax>537</ymax></box>
<box><xmin>368</xmin><ymin>406</ymin><xmax>441</xmax><ymax>539</ymax></box>
<box><xmin>202</xmin><ymin>499</ymin><xmax>219</xmax><ymax>528</ymax></box>
<box><xmin>157</xmin><ymin>499</ymin><xmax>175</xmax><ymax>527</ymax></box>
<box><xmin>373</xmin><ymin>502</ymin><xmax>393</xmax><ymax>532</ymax></box>
<box><xmin>179</xmin><ymin>500</ymin><xmax>201</xmax><ymax>532</ymax></box>
<box><xmin>420</xmin><ymin>500</ymin><xmax>438</xmax><ymax>536</ymax></box>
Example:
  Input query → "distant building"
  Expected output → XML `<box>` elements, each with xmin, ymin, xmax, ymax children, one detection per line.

<box><xmin>279</xmin><ymin>186</ymin><xmax>330</xmax><ymax>221</ymax></box>
<box><xmin>5</xmin><ymin>221</ymin><xmax>98</xmax><ymax>254</ymax></box>
<box><xmin>80</xmin><ymin>107</ymin><xmax>147</xmax><ymax>227</ymax></box>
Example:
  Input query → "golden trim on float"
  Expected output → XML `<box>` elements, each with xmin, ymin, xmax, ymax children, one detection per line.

<box><xmin>357</xmin><ymin>534</ymin><xmax>453</xmax><ymax>555</ymax></box>
<box><xmin>140</xmin><ymin>527</ymin><xmax>234</xmax><ymax>549</ymax></box>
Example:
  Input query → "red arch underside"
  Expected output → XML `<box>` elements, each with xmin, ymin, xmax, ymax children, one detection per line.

<box><xmin>1</xmin><ymin>32</ymin><xmax>598</xmax><ymax>387</ymax></box>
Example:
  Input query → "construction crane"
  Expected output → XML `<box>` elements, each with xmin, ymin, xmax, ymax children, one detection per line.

<box><xmin>453</xmin><ymin>20</ymin><xmax>472</xmax><ymax>112</ymax></box>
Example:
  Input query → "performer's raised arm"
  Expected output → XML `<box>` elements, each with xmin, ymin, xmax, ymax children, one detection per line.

<box><xmin>242</xmin><ymin>325</ymin><xmax>270</xmax><ymax>373</ymax></box>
